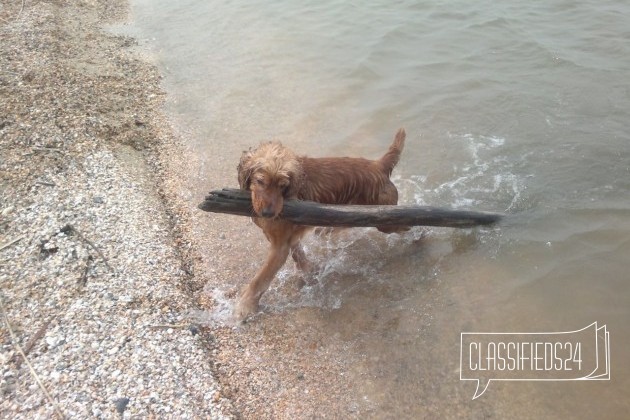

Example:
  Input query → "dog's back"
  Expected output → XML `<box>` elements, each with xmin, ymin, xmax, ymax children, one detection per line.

<box><xmin>296</xmin><ymin>129</ymin><xmax>406</xmax><ymax>205</ymax></box>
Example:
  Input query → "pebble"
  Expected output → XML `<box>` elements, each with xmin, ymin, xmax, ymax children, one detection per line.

<box><xmin>45</xmin><ymin>335</ymin><xmax>65</xmax><ymax>349</ymax></box>
<box><xmin>114</xmin><ymin>397</ymin><xmax>130</xmax><ymax>414</ymax></box>
<box><xmin>188</xmin><ymin>325</ymin><xmax>200</xmax><ymax>336</ymax></box>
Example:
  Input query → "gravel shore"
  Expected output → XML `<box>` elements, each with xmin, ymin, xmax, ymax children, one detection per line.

<box><xmin>0</xmin><ymin>1</ymin><xmax>232</xmax><ymax>418</ymax></box>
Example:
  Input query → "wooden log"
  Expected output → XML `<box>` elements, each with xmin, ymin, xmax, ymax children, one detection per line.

<box><xmin>198</xmin><ymin>188</ymin><xmax>502</xmax><ymax>228</ymax></box>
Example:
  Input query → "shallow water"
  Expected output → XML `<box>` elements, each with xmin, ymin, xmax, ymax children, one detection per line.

<box><xmin>127</xmin><ymin>0</ymin><xmax>629</xmax><ymax>417</ymax></box>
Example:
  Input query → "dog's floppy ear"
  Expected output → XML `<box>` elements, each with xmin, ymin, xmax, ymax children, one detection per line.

<box><xmin>237</xmin><ymin>149</ymin><xmax>255</xmax><ymax>190</ymax></box>
<box><xmin>285</xmin><ymin>162</ymin><xmax>304</xmax><ymax>199</ymax></box>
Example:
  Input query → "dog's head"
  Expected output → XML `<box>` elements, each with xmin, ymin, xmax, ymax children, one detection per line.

<box><xmin>237</xmin><ymin>142</ymin><xmax>303</xmax><ymax>218</ymax></box>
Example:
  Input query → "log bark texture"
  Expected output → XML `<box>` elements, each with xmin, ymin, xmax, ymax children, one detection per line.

<box><xmin>198</xmin><ymin>188</ymin><xmax>502</xmax><ymax>228</ymax></box>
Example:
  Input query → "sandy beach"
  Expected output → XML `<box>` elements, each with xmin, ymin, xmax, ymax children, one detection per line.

<box><xmin>0</xmin><ymin>1</ymin><xmax>232</xmax><ymax>417</ymax></box>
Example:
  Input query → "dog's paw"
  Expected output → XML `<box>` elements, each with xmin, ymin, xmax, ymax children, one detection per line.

<box><xmin>233</xmin><ymin>297</ymin><xmax>259</xmax><ymax>322</ymax></box>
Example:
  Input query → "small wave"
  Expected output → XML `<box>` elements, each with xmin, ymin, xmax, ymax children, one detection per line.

<box><xmin>399</xmin><ymin>132</ymin><xmax>524</xmax><ymax>212</ymax></box>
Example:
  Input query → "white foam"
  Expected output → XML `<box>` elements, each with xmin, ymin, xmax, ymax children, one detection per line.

<box><xmin>188</xmin><ymin>287</ymin><xmax>238</xmax><ymax>327</ymax></box>
<box><xmin>405</xmin><ymin>132</ymin><xmax>523</xmax><ymax>212</ymax></box>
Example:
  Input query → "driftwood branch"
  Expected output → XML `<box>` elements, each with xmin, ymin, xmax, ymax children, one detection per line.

<box><xmin>198</xmin><ymin>188</ymin><xmax>502</xmax><ymax>228</ymax></box>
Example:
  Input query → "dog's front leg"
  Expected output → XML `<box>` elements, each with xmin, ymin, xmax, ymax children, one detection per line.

<box><xmin>235</xmin><ymin>241</ymin><xmax>290</xmax><ymax>321</ymax></box>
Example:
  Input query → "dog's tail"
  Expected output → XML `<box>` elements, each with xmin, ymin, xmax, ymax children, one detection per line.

<box><xmin>379</xmin><ymin>128</ymin><xmax>406</xmax><ymax>176</ymax></box>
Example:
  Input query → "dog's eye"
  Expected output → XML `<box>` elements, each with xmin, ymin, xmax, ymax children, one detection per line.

<box><xmin>255</xmin><ymin>178</ymin><xmax>265</xmax><ymax>186</ymax></box>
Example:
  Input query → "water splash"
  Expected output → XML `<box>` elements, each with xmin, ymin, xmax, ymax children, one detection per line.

<box><xmin>398</xmin><ymin>133</ymin><xmax>524</xmax><ymax>212</ymax></box>
<box><xmin>188</xmin><ymin>287</ymin><xmax>238</xmax><ymax>327</ymax></box>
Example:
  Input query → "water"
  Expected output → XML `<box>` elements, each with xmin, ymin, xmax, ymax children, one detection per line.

<box><xmin>126</xmin><ymin>0</ymin><xmax>629</xmax><ymax>417</ymax></box>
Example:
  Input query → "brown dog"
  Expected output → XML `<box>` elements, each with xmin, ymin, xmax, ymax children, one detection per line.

<box><xmin>235</xmin><ymin>128</ymin><xmax>407</xmax><ymax>320</ymax></box>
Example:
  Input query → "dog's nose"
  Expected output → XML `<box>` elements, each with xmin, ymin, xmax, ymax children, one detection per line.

<box><xmin>261</xmin><ymin>208</ymin><xmax>275</xmax><ymax>218</ymax></box>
